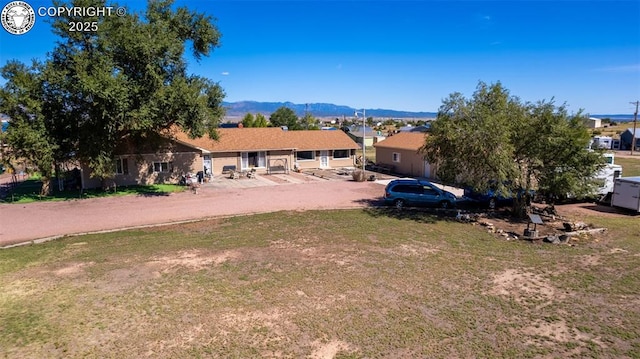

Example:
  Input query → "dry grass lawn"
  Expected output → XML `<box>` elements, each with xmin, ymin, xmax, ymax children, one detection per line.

<box><xmin>1</xmin><ymin>209</ymin><xmax>639</xmax><ymax>358</ymax></box>
<box><xmin>616</xmin><ymin>157</ymin><xmax>640</xmax><ymax>177</ymax></box>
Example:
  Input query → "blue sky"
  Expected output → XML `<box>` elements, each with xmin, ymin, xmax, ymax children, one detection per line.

<box><xmin>1</xmin><ymin>0</ymin><xmax>639</xmax><ymax>115</ymax></box>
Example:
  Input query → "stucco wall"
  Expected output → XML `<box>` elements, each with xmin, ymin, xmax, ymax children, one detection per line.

<box><xmin>212</xmin><ymin>150</ymin><xmax>353</xmax><ymax>174</ymax></box>
<box><xmin>81</xmin><ymin>152</ymin><xmax>201</xmax><ymax>188</ymax></box>
<box><xmin>211</xmin><ymin>153</ymin><xmax>240</xmax><ymax>175</ymax></box>
<box><xmin>375</xmin><ymin>147</ymin><xmax>436</xmax><ymax>178</ymax></box>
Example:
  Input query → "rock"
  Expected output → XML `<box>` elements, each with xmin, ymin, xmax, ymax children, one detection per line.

<box><xmin>544</xmin><ymin>235</ymin><xmax>560</xmax><ymax>244</ymax></box>
<box><xmin>542</xmin><ymin>205</ymin><xmax>558</xmax><ymax>216</ymax></box>
<box><xmin>575</xmin><ymin>222</ymin><xmax>588</xmax><ymax>230</ymax></box>
<box><xmin>563</xmin><ymin>221</ymin><xmax>589</xmax><ymax>232</ymax></box>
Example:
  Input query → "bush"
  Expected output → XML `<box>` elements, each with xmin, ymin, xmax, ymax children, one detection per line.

<box><xmin>352</xmin><ymin>170</ymin><xmax>365</xmax><ymax>182</ymax></box>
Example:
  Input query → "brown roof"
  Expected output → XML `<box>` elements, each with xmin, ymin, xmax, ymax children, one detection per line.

<box><xmin>373</xmin><ymin>132</ymin><xmax>427</xmax><ymax>151</ymax></box>
<box><xmin>174</xmin><ymin>127</ymin><xmax>358</xmax><ymax>153</ymax></box>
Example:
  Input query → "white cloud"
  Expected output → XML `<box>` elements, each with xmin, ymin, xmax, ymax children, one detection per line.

<box><xmin>593</xmin><ymin>64</ymin><xmax>640</xmax><ymax>73</ymax></box>
<box><xmin>221</xmin><ymin>71</ymin><xmax>230</xmax><ymax>76</ymax></box>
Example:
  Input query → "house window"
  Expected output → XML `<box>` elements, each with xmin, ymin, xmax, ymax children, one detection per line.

<box><xmin>151</xmin><ymin>161</ymin><xmax>172</xmax><ymax>173</ymax></box>
<box><xmin>115</xmin><ymin>158</ymin><xmax>129</xmax><ymax>175</ymax></box>
<box><xmin>241</xmin><ymin>151</ymin><xmax>266</xmax><ymax>169</ymax></box>
<box><xmin>333</xmin><ymin>149</ymin><xmax>349</xmax><ymax>159</ymax></box>
<box><xmin>296</xmin><ymin>151</ymin><xmax>315</xmax><ymax>161</ymax></box>
<box><xmin>392</xmin><ymin>152</ymin><xmax>401</xmax><ymax>163</ymax></box>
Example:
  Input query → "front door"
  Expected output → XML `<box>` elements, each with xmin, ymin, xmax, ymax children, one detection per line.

<box><xmin>320</xmin><ymin>151</ymin><xmax>329</xmax><ymax>168</ymax></box>
<box><xmin>424</xmin><ymin>161</ymin><xmax>431</xmax><ymax>178</ymax></box>
<box><xmin>203</xmin><ymin>155</ymin><xmax>212</xmax><ymax>176</ymax></box>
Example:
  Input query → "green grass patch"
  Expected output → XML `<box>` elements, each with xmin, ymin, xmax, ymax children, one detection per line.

<box><xmin>1</xmin><ymin>180</ymin><xmax>185</xmax><ymax>203</ymax></box>
<box><xmin>0</xmin><ymin>209</ymin><xmax>639</xmax><ymax>358</ymax></box>
<box><xmin>616</xmin><ymin>156</ymin><xmax>640</xmax><ymax>177</ymax></box>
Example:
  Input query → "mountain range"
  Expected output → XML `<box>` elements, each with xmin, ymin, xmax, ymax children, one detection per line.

<box><xmin>222</xmin><ymin>101</ymin><xmax>636</xmax><ymax>121</ymax></box>
<box><xmin>222</xmin><ymin>101</ymin><xmax>438</xmax><ymax>118</ymax></box>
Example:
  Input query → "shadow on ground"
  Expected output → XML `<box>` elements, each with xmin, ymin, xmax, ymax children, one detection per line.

<box><xmin>578</xmin><ymin>204</ymin><xmax>640</xmax><ymax>216</ymax></box>
<box><xmin>1</xmin><ymin>180</ymin><xmax>177</xmax><ymax>203</ymax></box>
<box><xmin>354</xmin><ymin>197</ymin><xmax>461</xmax><ymax>224</ymax></box>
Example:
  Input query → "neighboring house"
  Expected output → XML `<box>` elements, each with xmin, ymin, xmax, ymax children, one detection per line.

<box><xmin>373</xmin><ymin>132</ymin><xmax>436</xmax><ymax>178</ymax></box>
<box><xmin>620</xmin><ymin>128</ymin><xmax>640</xmax><ymax>150</ymax></box>
<box><xmin>588</xmin><ymin>117</ymin><xmax>602</xmax><ymax>128</ymax></box>
<box><xmin>345</xmin><ymin>125</ymin><xmax>377</xmax><ymax>148</ymax></box>
<box><xmin>81</xmin><ymin>127</ymin><xmax>359</xmax><ymax>188</ymax></box>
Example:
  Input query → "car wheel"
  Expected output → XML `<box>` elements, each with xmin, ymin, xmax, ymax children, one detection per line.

<box><xmin>394</xmin><ymin>199</ymin><xmax>405</xmax><ymax>210</ymax></box>
<box><xmin>440</xmin><ymin>200</ymin><xmax>451</xmax><ymax>209</ymax></box>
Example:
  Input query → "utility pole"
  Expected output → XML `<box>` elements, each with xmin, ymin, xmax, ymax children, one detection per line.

<box><xmin>631</xmin><ymin>101</ymin><xmax>639</xmax><ymax>156</ymax></box>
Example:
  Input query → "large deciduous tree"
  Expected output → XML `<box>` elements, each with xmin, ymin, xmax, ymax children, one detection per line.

<box><xmin>423</xmin><ymin>81</ymin><xmax>604</xmax><ymax>215</ymax></box>
<box><xmin>514</xmin><ymin>101</ymin><xmax>604</xmax><ymax>202</ymax></box>
<box><xmin>0</xmin><ymin>61</ymin><xmax>58</xmax><ymax>195</ymax></box>
<box><xmin>269</xmin><ymin>107</ymin><xmax>301</xmax><ymax>130</ymax></box>
<box><xmin>0</xmin><ymin>0</ymin><xmax>225</xmax><ymax>194</ymax></box>
<box><xmin>301</xmin><ymin>113</ymin><xmax>320</xmax><ymax>130</ymax></box>
<box><xmin>254</xmin><ymin>113</ymin><xmax>268</xmax><ymax>127</ymax></box>
<box><xmin>241</xmin><ymin>113</ymin><xmax>268</xmax><ymax>128</ymax></box>
<box><xmin>423</xmin><ymin>82</ymin><xmax>522</xmax><ymax>194</ymax></box>
<box><xmin>241</xmin><ymin>113</ymin><xmax>256</xmax><ymax>127</ymax></box>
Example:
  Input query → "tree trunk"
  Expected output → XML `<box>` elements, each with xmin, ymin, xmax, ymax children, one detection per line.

<box><xmin>512</xmin><ymin>195</ymin><xmax>528</xmax><ymax>219</ymax></box>
<box><xmin>40</xmin><ymin>176</ymin><xmax>52</xmax><ymax>196</ymax></box>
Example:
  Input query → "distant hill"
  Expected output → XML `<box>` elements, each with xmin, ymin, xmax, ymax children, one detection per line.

<box><xmin>222</xmin><ymin>101</ymin><xmax>437</xmax><ymax>118</ymax></box>
<box><xmin>592</xmin><ymin>114</ymin><xmax>636</xmax><ymax>122</ymax></box>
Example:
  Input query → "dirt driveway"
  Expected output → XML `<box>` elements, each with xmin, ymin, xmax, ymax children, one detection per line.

<box><xmin>0</xmin><ymin>179</ymin><xmax>386</xmax><ymax>247</ymax></box>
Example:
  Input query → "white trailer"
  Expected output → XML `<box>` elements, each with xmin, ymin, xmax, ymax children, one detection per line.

<box><xmin>591</xmin><ymin>136</ymin><xmax>613</xmax><ymax>149</ymax></box>
<box><xmin>611</xmin><ymin>177</ymin><xmax>640</xmax><ymax>212</ymax></box>
<box><xmin>592</xmin><ymin>153</ymin><xmax>622</xmax><ymax>196</ymax></box>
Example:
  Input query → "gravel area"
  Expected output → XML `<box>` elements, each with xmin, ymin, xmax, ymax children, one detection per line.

<box><xmin>0</xmin><ymin>179</ymin><xmax>386</xmax><ymax>247</ymax></box>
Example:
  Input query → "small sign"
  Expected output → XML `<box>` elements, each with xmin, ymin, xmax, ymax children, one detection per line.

<box><xmin>528</xmin><ymin>213</ymin><xmax>544</xmax><ymax>225</ymax></box>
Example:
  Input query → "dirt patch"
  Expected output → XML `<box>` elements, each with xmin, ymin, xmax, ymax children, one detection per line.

<box><xmin>95</xmin><ymin>250</ymin><xmax>241</xmax><ymax>292</ymax></box>
<box><xmin>579</xmin><ymin>254</ymin><xmax>602</xmax><ymax>267</ymax></box>
<box><xmin>101</xmin><ymin>266</ymin><xmax>162</xmax><ymax>292</ymax></box>
<box><xmin>310</xmin><ymin>340</ymin><xmax>355</xmax><ymax>359</ymax></box>
<box><xmin>149</xmin><ymin>249</ymin><xmax>241</xmax><ymax>273</ymax></box>
<box><xmin>554</xmin><ymin>202</ymin><xmax>638</xmax><ymax>218</ymax></box>
<box><xmin>521</xmin><ymin>318</ymin><xmax>606</xmax><ymax>348</ymax></box>
<box><xmin>53</xmin><ymin>261</ymin><xmax>94</xmax><ymax>277</ymax></box>
<box><xmin>380</xmin><ymin>242</ymin><xmax>440</xmax><ymax>257</ymax></box>
<box><xmin>487</xmin><ymin>268</ymin><xmax>562</xmax><ymax>307</ymax></box>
